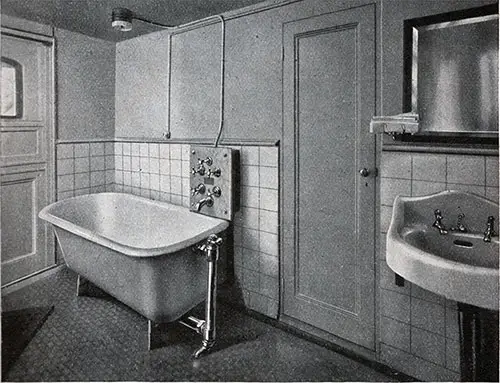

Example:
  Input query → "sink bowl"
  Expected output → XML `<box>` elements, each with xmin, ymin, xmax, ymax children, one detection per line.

<box><xmin>387</xmin><ymin>190</ymin><xmax>499</xmax><ymax>310</ymax></box>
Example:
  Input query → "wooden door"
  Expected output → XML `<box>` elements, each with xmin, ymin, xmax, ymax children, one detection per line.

<box><xmin>282</xmin><ymin>5</ymin><xmax>377</xmax><ymax>349</ymax></box>
<box><xmin>1</xmin><ymin>29</ymin><xmax>55</xmax><ymax>286</ymax></box>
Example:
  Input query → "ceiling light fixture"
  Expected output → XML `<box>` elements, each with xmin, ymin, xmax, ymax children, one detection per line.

<box><xmin>111</xmin><ymin>7</ymin><xmax>172</xmax><ymax>32</ymax></box>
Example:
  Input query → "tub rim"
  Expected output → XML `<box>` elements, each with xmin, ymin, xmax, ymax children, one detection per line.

<box><xmin>39</xmin><ymin>192</ymin><xmax>229</xmax><ymax>257</ymax></box>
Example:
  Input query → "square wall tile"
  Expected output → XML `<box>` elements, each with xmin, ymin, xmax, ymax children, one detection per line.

<box><xmin>241</xmin><ymin>147</ymin><xmax>260</xmax><ymax>165</ymax></box>
<box><xmin>380</xmin><ymin>288</ymin><xmax>410</xmax><ymax>323</ymax></box>
<box><xmin>105</xmin><ymin>142</ymin><xmax>114</xmax><ymax>156</ymax></box>
<box><xmin>241</xmin><ymin>186</ymin><xmax>260</xmax><ymax>209</ymax></box>
<box><xmin>260</xmin><ymin>274</ymin><xmax>279</xmax><ymax>300</ymax></box>
<box><xmin>411</xmin><ymin>327</ymin><xmax>446</xmax><ymax>366</ymax></box>
<box><xmin>122</xmin><ymin>156</ymin><xmax>130</xmax><ymax>171</ymax></box>
<box><xmin>447</xmin><ymin>155</ymin><xmax>485</xmax><ymax>185</ymax></box>
<box><xmin>149</xmin><ymin>143</ymin><xmax>159</xmax><ymax>158</ymax></box>
<box><xmin>242</xmin><ymin>228</ymin><xmax>260</xmax><ymax>251</ymax></box>
<box><xmin>260</xmin><ymin>188</ymin><xmax>278</xmax><ymax>212</ymax></box>
<box><xmin>74</xmin><ymin>143</ymin><xmax>89</xmax><ymax>158</ymax></box>
<box><xmin>122</xmin><ymin>142</ymin><xmax>131</xmax><ymax>156</ymax></box>
<box><xmin>260</xmin><ymin>252</ymin><xmax>278</xmax><ymax>277</ymax></box>
<box><xmin>91</xmin><ymin>171</ymin><xmax>105</xmax><ymax>187</ymax></box>
<box><xmin>131</xmin><ymin>143</ymin><xmax>140</xmax><ymax>156</ymax></box>
<box><xmin>114</xmin><ymin>142</ymin><xmax>123</xmax><ymax>155</ymax></box>
<box><xmin>57</xmin><ymin>174</ymin><xmax>74</xmax><ymax>191</ymax></box>
<box><xmin>75</xmin><ymin>157</ymin><xmax>90</xmax><ymax>173</ymax></box>
<box><xmin>412</xmin><ymin>154</ymin><xmax>446</xmax><ymax>182</ymax></box>
<box><xmin>90</xmin><ymin>142</ymin><xmax>105</xmax><ymax>156</ymax></box>
<box><xmin>57</xmin><ymin>144</ymin><xmax>73</xmax><ymax>159</ymax></box>
<box><xmin>259</xmin><ymin>231</ymin><xmax>278</xmax><ymax>256</ymax></box>
<box><xmin>380</xmin><ymin>152</ymin><xmax>412</xmax><ymax>179</ymax></box>
<box><xmin>140</xmin><ymin>156</ymin><xmax>150</xmax><ymax>173</ymax></box>
<box><xmin>57</xmin><ymin>159</ymin><xmax>74</xmax><ymax>175</ymax></box>
<box><xmin>160</xmin><ymin>158</ymin><xmax>170</xmax><ymax>175</ymax></box>
<box><xmin>243</xmin><ymin>268</ymin><xmax>260</xmax><ymax>292</ymax></box>
<box><xmin>380</xmin><ymin>178</ymin><xmax>411</xmax><ymax>206</ymax></box>
<box><xmin>380</xmin><ymin>316</ymin><xmax>410</xmax><ymax>352</ymax></box>
<box><xmin>170</xmin><ymin>144</ymin><xmax>181</xmax><ymax>160</ymax></box>
<box><xmin>139</xmin><ymin>143</ymin><xmax>149</xmax><ymax>157</ymax></box>
<box><xmin>159</xmin><ymin>144</ymin><xmax>170</xmax><ymax>159</ymax></box>
<box><xmin>240</xmin><ymin>207</ymin><xmax>259</xmax><ymax>230</ymax></box>
<box><xmin>260</xmin><ymin>166</ymin><xmax>278</xmax><ymax>189</ymax></box>
<box><xmin>171</xmin><ymin>160</ymin><xmax>182</xmax><ymax>177</ymax></box>
<box><xmin>181</xmin><ymin>144</ymin><xmax>191</xmax><ymax>161</ymax></box>
<box><xmin>242</xmin><ymin>248</ymin><xmax>260</xmax><ymax>271</ymax></box>
<box><xmin>410</xmin><ymin>297</ymin><xmax>445</xmax><ymax>335</ymax></box>
<box><xmin>75</xmin><ymin>173</ymin><xmax>90</xmax><ymax>189</ymax></box>
<box><xmin>241</xmin><ymin>165</ymin><xmax>259</xmax><ymax>187</ymax></box>
<box><xmin>171</xmin><ymin>176</ymin><xmax>182</xmax><ymax>195</ymax></box>
<box><xmin>486</xmin><ymin>187</ymin><xmax>499</xmax><ymax>204</ymax></box>
<box><xmin>260</xmin><ymin>147</ymin><xmax>278</xmax><ymax>167</ymax></box>
<box><xmin>260</xmin><ymin>210</ymin><xmax>278</xmax><ymax>234</ymax></box>
<box><xmin>90</xmin><ymin>156</ymin><xmax>105</xmax><ymax>172</ymax></box>
<box><xmin>380</xmin><ymin>205</ymin><xmax>393</xmax><ymax>234</ymax></box>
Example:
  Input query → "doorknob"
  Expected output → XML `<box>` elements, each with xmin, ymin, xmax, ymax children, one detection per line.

<box><xmin>359</xmin><ymin>168</ymin><xmax>370</xmax><ymax>177</ymax></box>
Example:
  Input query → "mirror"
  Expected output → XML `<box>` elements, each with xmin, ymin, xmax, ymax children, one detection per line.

<box><xmin>401</xmin><ymin>4</ymin><xmax>498</xmax><ymax>146</ymax></box>
<box><xmin>1</xmin><ymin>57</ymin><xmax>23</xmax><ymax>119</ymax></box>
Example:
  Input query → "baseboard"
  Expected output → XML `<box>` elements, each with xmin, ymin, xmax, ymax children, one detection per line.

<box><xmin>1</xmin><ymin>264</ymin><xmax>65</xmax><ymax>296</ymax></box>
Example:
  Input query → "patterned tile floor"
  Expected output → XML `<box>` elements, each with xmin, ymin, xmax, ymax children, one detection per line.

<box><xmin>2</xmin><ymin>267</ymin><xmax>402</xmax><ymax>382</ymax></box>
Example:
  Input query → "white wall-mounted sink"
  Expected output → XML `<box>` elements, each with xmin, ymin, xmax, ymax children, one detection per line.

<box><xmin>387</xmin><ymin>190</ymin><xmax>499</xmax><ymax>310</ymax></box>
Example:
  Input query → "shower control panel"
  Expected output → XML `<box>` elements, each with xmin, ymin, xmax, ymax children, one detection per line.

<box><xmin>190</xmin><ymin>146</ymin><xmax>239</xmax><ymax>220</ymax></box>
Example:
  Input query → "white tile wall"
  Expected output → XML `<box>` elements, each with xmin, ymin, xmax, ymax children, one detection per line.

<box><xmin>56</xmin><ymin>141</ymin><xmax>114</xmax><ymax>200</ymax></box>
<box><xmin>379</xmin><ymin>151</ymin><xmax>499</xmax><ymax>381</ymax></box>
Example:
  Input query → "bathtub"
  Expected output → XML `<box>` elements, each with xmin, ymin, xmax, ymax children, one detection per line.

<box><xmin>39</xmin><ymin>192</ymin><xmax>229</xmax><ymax>324</ymax></box>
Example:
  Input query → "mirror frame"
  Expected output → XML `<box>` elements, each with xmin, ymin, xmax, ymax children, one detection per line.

<box><xmin>388</xmin><ymin>4</ymin><xmax>499</xmax><ymax>149</ymax></box>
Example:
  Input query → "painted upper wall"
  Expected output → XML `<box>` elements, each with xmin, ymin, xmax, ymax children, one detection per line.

<box><xmin>56</xmin><ymin>28</ymin><xmax>115</xmax><ymax>140</ymax></box>
<box><xmin>115</xmin><ymin>0</ymin><xmax>496</xmax><ymax>142</ymax></box>
<box><xmin>115</xmin><ymin>31</ymin><xmax>170</xmax><ymax>139</ymax></box>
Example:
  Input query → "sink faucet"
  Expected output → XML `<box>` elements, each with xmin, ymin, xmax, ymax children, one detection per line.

<box><xmin>193</xmin><ymin>195</ymin><xmax>214</xmax><ymax>212</ymax></box>
<box><xmin>450</xmin><ymin>213</ymin><xmax>467</xmax><ymax>233</ymax></box>
<box><xmin>483</xmin><ymin>216</ymin><xmax>497</xmax><ymax>242</ymax></box>
<box><xmin>432</xmin><ymin>209</ymin><xmax>448</xmax><ymax>235</ymax></box>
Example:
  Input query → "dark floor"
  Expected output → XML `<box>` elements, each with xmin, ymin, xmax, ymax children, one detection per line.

<box><xmin>2</xmin><ymin>268</ymin><xmax>401</xmax><ymax>382</ymax></box>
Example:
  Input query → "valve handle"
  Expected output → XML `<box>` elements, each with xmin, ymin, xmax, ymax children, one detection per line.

<box><xmin>207</xmin><ymin>234</ymin><xmax>223</xmax><ymax>246</ymax></box>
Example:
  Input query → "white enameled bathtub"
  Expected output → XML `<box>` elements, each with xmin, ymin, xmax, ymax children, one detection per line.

<box><xmin>39</xmin><ymin>192</ymin><xmax>229</xmax><ymax>323</ymax></box>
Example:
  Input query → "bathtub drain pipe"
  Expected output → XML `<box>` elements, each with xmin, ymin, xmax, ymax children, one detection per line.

<box><xmin>179</xmin><ymin>233</ymin><xmax>223</xmax><ymax>358</ymax></box>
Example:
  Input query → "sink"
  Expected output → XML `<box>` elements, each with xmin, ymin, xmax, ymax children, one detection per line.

<box><xmin>387</xmin><ymin>190</ymin><xmax>499</xmax><ymax>310</ymax></box>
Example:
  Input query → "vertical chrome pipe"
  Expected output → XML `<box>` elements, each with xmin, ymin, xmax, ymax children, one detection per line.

<box><xmin>194</xmin><ymin>234</ymin><xmax>222</xmax><ymax>358</ymax></box>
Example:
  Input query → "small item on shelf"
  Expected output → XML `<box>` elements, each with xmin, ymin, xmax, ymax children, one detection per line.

<box><xmin>369</xmin><ymin>112</ymin><xmax>420</xmax><ymax>137</ymax></box>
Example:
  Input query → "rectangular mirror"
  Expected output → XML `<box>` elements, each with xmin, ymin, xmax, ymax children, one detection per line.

<box><xmin>400</xmin><ymin>4</ymin><xmax>498</xmax><ymax>147</ymax></box>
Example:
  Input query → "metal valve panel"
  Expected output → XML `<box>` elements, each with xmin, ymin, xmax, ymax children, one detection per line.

<box><xmin>190</xmin><ymin>146</ymin><xmax>239</xmax><ymax>220</ymax></box>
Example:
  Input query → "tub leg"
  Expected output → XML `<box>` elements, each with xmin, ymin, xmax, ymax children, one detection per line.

<box><xmin>148</xmin><ymin>320</ymin><xmax>166</xmax><ymax>350</ymax></box>
<box><xmin>76</xmin><ymin>275</ymin><xmax>90</xmax><ymax>296</ymax></box>
<box><xmin>193</xmin><ymin>234</ymin><xmax>222</xmax><ymax>359</ymax></box>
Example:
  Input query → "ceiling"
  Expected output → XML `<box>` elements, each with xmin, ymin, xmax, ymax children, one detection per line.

<box><xmin>1</xmin><ymin>0</ymin><xmax>268</xmax><ymax>41</ymax></box>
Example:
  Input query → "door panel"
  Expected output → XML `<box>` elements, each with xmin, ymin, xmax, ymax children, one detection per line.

<box><xmin>282</xmin><ymin>5</ymin><xmax>376</xmax><ymax>349</ymax></box>
<box><xmin>1</xmin><ymin>30</ymin><xmax>55</xmax><ymax>286</ymax></box>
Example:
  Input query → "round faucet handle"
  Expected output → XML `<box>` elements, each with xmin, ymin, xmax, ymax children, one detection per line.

<box><xmin>207</xmin><ymin>234</ymin><xmax>223</xmax><ymax>246</ymax></box>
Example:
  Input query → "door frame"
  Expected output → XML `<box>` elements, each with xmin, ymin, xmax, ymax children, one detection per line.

<box><xmin>1</xmin><ymin>27</ymin><xmax>57</xmax><ymax>288</ymax></box>
<box><xmin>279</xmin><ymin>4</ymin><xmax>381</xmax><ymax>357</ymax></box>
